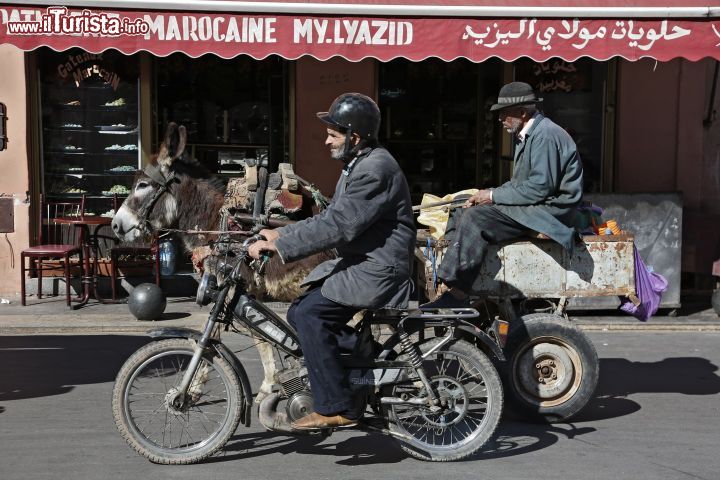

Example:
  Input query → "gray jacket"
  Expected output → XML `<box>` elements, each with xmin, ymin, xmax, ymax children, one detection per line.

<box><xmin>274</xmin><ymin>147</ymin><xmax>416</xmax><ymax>309</ymax></box>
<box><xmin>492</xmin><ymin>114</ymin><xmax>583</xmax><ymax>250</ymax></box>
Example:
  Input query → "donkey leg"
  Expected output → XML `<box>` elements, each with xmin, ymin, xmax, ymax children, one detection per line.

<box><xmin>187</xmin><ymin>323</ymin><xmax>223</xmax><ymax>403</ymax></box>
<box><xmin>255</xmin><ymin>339</ymin><xmax>277</xmax><ymax>404</ymax></box>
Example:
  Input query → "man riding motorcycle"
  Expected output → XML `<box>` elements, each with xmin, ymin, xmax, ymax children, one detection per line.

<box><xmin>248</xmin><ymin>92</ymin><xmax>416</xmax><ymax>430</ymax></box>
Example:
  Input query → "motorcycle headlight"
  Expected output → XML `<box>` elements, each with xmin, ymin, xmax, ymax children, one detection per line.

<box><xmin>196</xmin><ymin>271</ymin><xmax>218</xmax><ymax>306</ymax></box>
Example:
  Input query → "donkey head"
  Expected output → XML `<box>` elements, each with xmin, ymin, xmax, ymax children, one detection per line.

<box><xmin>111</xmin><ymin>122</ymin><xmax>225</xmax><ymax>249</ymax></box>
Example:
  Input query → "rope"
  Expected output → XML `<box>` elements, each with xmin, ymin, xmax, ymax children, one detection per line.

<box><xmin>423</xmin><ymin>237</ymin><xmax>438</xmax><ymax>290</ymax></box>
<box><xmin>156</xmin><ymin>228</ymin><xmax>254</xmax><ymax>237</ymax></box>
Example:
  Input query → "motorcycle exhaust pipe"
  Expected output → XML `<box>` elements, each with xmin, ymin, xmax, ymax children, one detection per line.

<box><xmin>258</xmin><ymin>392</ymin><xmax>296</xmax><ymax>434</ymax></box>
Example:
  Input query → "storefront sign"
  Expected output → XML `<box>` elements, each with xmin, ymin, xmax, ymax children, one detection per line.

<box><xmin>1</xmin><ymin>5</ymin><xmax>719</xmax><ymax>61</ymax></box>
<box><xmin>53</xmin><ymin>51</ymin><xmax>122</xmax><ymax>89</ymax></box>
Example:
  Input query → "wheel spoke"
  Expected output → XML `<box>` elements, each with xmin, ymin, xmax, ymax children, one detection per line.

<box><xmin>389</xmin><ymin>344</ymin><xmax>499</xmax><ymax>454</ymax></box>
<box><xmin>119</xmin><ymin>344</ymin><xmax>237</xmax><ymax>456</ymax></box>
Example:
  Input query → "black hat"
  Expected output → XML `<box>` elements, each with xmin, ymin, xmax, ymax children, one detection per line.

<box><xmin>490</xmin><ymin>82</ymin><xmax>543</xmax><ymax>112</ymax></box>
<box><xmin>317</xmin><ymin>93</ymin><xmax>381</xmax><ymax>139</ymax></box>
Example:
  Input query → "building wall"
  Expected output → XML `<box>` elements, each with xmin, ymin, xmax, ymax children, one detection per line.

<box><xmin>0</xmin><ymin>45</ymin><xmax>30</xmax><ymax>296</ymax></box>
<box><xmin>616</xmin><ymin>58</ymin><xmax>720</xmax><ymax>274</ymax></box>
<box><xmin>294</xmin><ymin>56</ymin><xmax>377</xmax><ymax>196</ymax></box>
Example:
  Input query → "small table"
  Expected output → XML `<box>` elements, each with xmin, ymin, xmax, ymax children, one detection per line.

<box><xmin>53</xmin><ymin>216</ymin><xmax>114</xmax><ymax>308</ymax></box>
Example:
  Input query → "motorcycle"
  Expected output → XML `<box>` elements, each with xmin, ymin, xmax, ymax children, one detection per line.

<box><xmin>111</xmin><ymin>235</ymin><xmax>506</xmax><ymax>463</ymax></box>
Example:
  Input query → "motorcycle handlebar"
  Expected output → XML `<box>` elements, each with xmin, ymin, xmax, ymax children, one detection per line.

<box><xmin>242</xmin><ymin>233</ymin><xmax>267</xmax><ymax>248</ymax></box>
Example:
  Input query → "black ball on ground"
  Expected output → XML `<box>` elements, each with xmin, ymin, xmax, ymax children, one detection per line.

<box><xmin>128</xmin><ymin>283</ymin><xmax>166</xmax><ymax>320</ymax></box>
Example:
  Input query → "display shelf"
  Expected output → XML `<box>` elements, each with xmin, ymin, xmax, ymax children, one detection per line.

<box><xmin>44</xmin><ymin>151</ymin><xmax>139</xmax><ymax>156</ymax></box>
<box><xmin>39</xmin><ymin>48</ymin><xmax>140</xmax><ymax>210</ymax></box>
<box><xmin>50</xmin><ymin>104</ymin><xmax>139</xmax><ymax>111</ymax></box>
<box><xmin>46</xmin><ymin>172</ymin><xmax>136</xmax><ymax>177</ymax></box>
<box><xmin>43</xmin><ymin>127</ymin><xmax>95</xmax><ymax>133</ymax></box>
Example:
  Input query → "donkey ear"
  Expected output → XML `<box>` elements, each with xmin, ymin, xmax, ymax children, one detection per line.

<box><xmin>175</xmin><ymin>125</ymin><xmax>187</xmax><ymax>160</ymax></box>
<box><xmin>157</xmin><ymin>122</ymin><xmax>179</xmax><ymax>169</ymax></box>
<box><xmin>164</xmin><ymin>122</ymin><xmax>178</xmax><ymax>147</ymax></box>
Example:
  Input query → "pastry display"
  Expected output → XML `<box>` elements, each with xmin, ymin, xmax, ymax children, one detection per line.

<box><xmin>103</xmin><ymin>98</ymin><xmax>126</xmax><ymax>106</ymax></box>
<box><xmin>105</xmin><ymin>144</ymin><xmax>138</xmax><ymax>151</ymax></box>
<box><xmin>108</xmin><ymin>165</ymin><xmax>136</xmax><ymax>172</ymax></box>
<box><xmin>42</xmin><ymin>73</ymin><xmax>138</xmax><ymax>215</ymax></box>
<box><xmin>102</xmin><ymin>184</ymin><xmax>132</xmax><ymax>196</ymax></box>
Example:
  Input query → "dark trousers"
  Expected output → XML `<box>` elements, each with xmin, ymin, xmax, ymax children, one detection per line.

<box><xmin>438</xmin><ymin>204</ymin><xmax>528</xmax><ymax>289</ymax></box>
<box><xmin>286</xmin><ymin>285</ymin><xmax>362</xmax><ymax>416</ymax></box>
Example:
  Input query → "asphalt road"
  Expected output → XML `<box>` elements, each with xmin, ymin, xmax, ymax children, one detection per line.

<box><xmin>1</xmin><ymin>331</ymin><xmax>719</xmax><ymax>480</ymax></box>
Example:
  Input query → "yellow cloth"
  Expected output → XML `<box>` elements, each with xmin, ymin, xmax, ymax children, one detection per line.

<box><xmin>416</xmin><ymin>189</ymin><xmax>479</xmax><ymax>239</ymax></box>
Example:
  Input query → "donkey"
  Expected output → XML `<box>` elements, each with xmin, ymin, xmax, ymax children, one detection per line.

<box><xmin>111</xmin><ymin>122</ymin><xmax>331</xmax><ymax>301</ymax></box>
<box><xmin>111</xmin><ymin>123</ymin><xmax>332</xmax><ymax>402</ymax></box>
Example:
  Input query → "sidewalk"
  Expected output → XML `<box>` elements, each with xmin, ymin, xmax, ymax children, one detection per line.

<box><xmin>0</xmin><ymin>293</ymin><xmax>718</xmax><ymax>335</ymax></box>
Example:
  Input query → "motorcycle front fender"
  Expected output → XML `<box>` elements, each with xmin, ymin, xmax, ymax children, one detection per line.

<box><xmin>145</xmin><ymin>327</ymin><xmax>254</xmax><ymax>427</ymax></box>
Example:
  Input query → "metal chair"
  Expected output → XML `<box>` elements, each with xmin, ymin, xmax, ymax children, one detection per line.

<box><xmin>20</xmin><ymin>194</ymin><xmax>85</xmax><ymax>307</ymax></box>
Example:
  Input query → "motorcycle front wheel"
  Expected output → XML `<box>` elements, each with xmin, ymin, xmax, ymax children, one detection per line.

<box><xmin>111</xmin><ymin>338</ymin><xmax>243</xmax><ymax>464</ymax></box>
<box><xmin>385</xmin><ymin>338</ymin><xmax>503</xmax><ymax>461</ymax></box>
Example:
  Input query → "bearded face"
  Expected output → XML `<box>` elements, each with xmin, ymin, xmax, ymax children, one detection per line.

<box><xmin>325</xmin><ymin>127</ymin><xmax>346</xmax><ymax>161</ymax></box>
<box><xmin>499</xmin><ymin>107</ymin><xmax>526</xmax><ymax>135</ymax></box>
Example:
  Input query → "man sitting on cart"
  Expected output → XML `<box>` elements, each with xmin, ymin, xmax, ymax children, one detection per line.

<box><xmin>423</xmin><ymin>81</ymin><xmax>584</xmax><ymax>309</ymax></box>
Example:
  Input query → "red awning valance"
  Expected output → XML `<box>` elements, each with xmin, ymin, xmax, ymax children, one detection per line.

<box><xmin>2</xmin><ymin>4</ymin><xmax>719</xmax><ymax>62</ymax></box>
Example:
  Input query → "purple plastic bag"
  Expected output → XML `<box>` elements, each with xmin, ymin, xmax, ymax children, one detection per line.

<box><xmin>620</xmin><ymin>245</ymin><xmax>668</xmax><ymax>321</ymax></box>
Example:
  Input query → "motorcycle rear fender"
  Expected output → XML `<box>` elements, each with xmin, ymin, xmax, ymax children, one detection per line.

<box><xmin>146</xmin><ymin>327</ymin><xmax>253</xmax><ymax>427</ymax></box>
<box><xmin>454</xmin><ymin>325</ymin><xmax>506</xmax><ymax>362</ymax></box>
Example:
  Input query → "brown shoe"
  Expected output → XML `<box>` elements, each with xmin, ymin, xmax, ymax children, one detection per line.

<box><xmin>291</xmin><ymin>412</ymin><xmax>359</xmax><ymax>431</ymax></box>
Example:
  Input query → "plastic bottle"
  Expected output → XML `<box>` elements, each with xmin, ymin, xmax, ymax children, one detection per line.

<box><xmin>159</xmin><ymin>239</ymin><xmax>176</xmax><ymax>276</ymax></box>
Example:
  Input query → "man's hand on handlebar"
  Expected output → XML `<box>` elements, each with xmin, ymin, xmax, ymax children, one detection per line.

<box><xmin>258</xmin><ymin>228</ymin><xmax>280</xmax><ymax>242</ymax></box>
<box><xmin>248</xmin><ymin>238</ymin><xmax>278</xmax><ymax>260</ymax></box>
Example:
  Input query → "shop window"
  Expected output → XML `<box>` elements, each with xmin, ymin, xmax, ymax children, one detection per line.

<box><xmin>37</xmin><ymin>48</ymin><xmax>140</xmax><ymax>218</ymax></box>
<box><xmin>155</xmin><ymin>53</ymin><xmax>288</xmax><ymax>176</ymax></box>
<box><xmin>515</xmin><ymin>58</ymin><xmax>607</xmax><ymax>193</ymax></box>
<box><xmin>378</xmin><ymin>58</ymin><xmax>501</xmax><ymax>202</ymax></box>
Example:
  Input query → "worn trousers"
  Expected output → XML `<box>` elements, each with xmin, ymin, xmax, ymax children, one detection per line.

<box><xmin>438</xmin><ymin>204</ymin><xmax>529</xmax><ymax>290</ymax></box>
<box><xmin>286</xmin><ymin>285</ymin><xmax>362</xmax><ymax>417</ymax></box>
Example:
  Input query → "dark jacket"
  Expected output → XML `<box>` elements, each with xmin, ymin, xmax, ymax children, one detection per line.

<box><xmin>492</xmin><ymin>114</ymin><xmax>583</xmax><ymax>249</ymax></box>
<box><xmin>274</xmin><ymin>147</ymin><xmax>416</xmax><ymax>309</ymax></box>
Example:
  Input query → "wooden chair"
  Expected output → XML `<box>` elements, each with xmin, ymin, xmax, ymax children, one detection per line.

<box><xmin>20</xmin><ymin>194</ymin><xmax>85</xmax><ymax>307</ymax></box>
<box><xmin>107</xmin><ymin>194</ymin><xmax>160</xmax><ymax>301</ymax></box>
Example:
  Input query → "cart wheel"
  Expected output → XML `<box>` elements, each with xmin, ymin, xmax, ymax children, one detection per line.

<box><xmin>503</xmin><ymin>313</ymin><xmax>599</xmax><ymax>423</ymax></box>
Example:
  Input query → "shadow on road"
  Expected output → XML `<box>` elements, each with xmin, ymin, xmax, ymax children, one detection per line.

<box><xmin>216</xmin><ymin>419</ymin><xmax>596</xmax><ymax>464</ymax></box>
<box><xmin>0</xmin><ymin>335</ymin><xmax>152</xmax><ymax>402</ymax></box>
<box><xmin>218</xmin><ymin>430</ymin><xmax>406</xmax><ymax>465</ymax></box>
<box><xmin>573</xmin><ymin>356</ymin><xmax>720</xmax><ymax>422</ymax></box>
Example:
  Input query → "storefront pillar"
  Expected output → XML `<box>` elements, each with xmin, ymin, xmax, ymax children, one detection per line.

<box><xmin>0</xmin><ymin>44</ymin><xmax>31</xmax><ymax>295</ymax></box>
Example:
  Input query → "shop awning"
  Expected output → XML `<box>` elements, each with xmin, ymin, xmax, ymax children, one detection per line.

<box><xmin>2</xmin><ymin>1</ymin><xmax>720</xmax><ymax>61</ymax></box>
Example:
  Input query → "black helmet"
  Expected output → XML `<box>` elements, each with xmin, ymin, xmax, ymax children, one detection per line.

<box><xmin>317</xmin><ymin>93</ymin><xmax>381</xmax><ymax>140</ymax></box>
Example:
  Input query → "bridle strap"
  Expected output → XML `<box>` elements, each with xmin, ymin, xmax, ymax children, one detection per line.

<box><xmin>126</xmin><ymin>164</ymin><xmax>177</xmax><ymax>234</ymax></box>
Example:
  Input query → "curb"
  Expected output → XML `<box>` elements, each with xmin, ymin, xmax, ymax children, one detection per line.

<box><xmin>2</xmin><ymin>322</ymin><xmax>720</xmax><ymax>335</ymax></box>
<box><xmin>574</xmin><ymin>323</ymin><xmax>720</xmax><ymax>332</ymax></box>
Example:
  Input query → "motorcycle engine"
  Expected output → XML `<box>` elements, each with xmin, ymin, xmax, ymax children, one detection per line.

<box><xmin>286</xmin><ymin>391</ymin><xmax>314</xmax><ymax>422</ymax></box>
<box><xmin>275</xmin><ymin>365</ymin><xmax>315</xmax><ymax>422</ymax></box>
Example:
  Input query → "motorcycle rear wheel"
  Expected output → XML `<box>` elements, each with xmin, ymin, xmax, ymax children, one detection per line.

<box><xmin>111</xmin><ymin>338</ymin><xmax>243</xmax><ymax>464</ymax></box>
<box><xmin>385</xmin><ymin>338</ymin><xmax>503</xmax><ymax>461</ymax></box>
